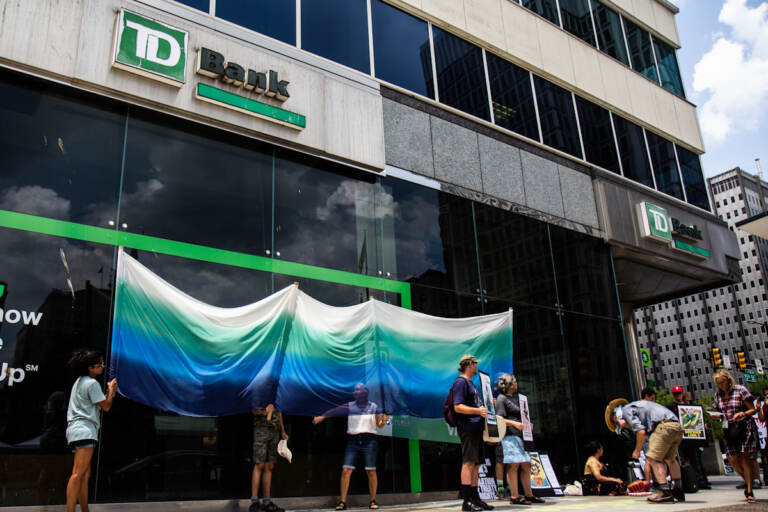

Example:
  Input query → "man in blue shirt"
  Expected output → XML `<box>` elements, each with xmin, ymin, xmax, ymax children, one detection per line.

<box><xmin>452</xmin><ymin>354</ymin><xmax>493</xmax><ymax>511</ymax></box>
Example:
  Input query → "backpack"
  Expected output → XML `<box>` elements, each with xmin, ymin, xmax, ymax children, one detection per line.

<box><xmin>444</xmin><ymin>378</ymin><xmax>463</xmax><ymax>427</ymax></box>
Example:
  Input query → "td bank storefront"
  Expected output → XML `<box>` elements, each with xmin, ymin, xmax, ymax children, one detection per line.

<box><xmin>0</xmin><ymin>1</ymin><xmax>636</xmax><ymax>507</ymax></box>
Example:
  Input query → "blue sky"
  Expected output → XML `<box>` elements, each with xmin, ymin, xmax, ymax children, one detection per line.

<box><xmin>673</xmin><ymin>0</ymin><xmax>768</xmax><ymax>178</ymax></box>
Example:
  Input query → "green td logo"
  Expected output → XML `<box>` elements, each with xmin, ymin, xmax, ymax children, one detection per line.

<box><xmin>640</xmin><ymin>202</ymin><xmax>673</xmax><ymax>243</ymax></box>
<box><xmin>640</xmin><ymin>348</ymin><xmax>651</xmax><ymax>368</ymax></box>
<box><xmin>112</xmin><ymin>9</ymin><xmax>188</xmax><ymax>86</ymax></box>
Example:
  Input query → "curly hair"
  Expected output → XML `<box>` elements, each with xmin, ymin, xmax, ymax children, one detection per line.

<box><xmin>68</xmin><ymin>349</ymin><xmax>104</xmax><ymax>377</ymax></box>
<box><xmin>713</xmin><ymin>368</ymin><xmax>736</xmax><ymax>393</ymax></box>
<box><xmin>497</xmin><ymin>373</ymin><xmax>517</xmax><ymax>395</ymax></box>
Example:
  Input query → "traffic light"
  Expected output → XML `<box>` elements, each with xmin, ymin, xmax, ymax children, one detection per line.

<box><xmin>737</xmin><ymin>351</ymin><xmax>747</xmax><ymax>370</ymax></box>
<box><xmin>712</xmin><ymin>348</ymin><xmax>722</xmax><ymax>367</ymax></box>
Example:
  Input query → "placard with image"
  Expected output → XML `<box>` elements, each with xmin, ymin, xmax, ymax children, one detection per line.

<box><xmin>678</xmin><ymin>405</ymin><xmax>706</xmax><ymax>440</ymax></box>
<box><xmin>519</xmin><ymin>393</ymin><xmax>533</xmax><ymax>441</ymax></box>
<box><xmin>478</xmin><ymin>371</ymin><xmax>496</xmax><ymax>426</ymax></box>
<box><xmin>528</xmin><ymin>452</ymin><xmax>551</xmax><ymax>489</ymax></box>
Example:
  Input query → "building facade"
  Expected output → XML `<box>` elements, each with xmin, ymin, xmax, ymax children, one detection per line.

<box><xmin>636</xmin><ymin>167</ymin><xmax>768</xmax><ymax>396</ymax></box>
<box><xmin>0</xmin><ymin>0</ymin><xmax>740</xmax><ymax>507</ymax></box>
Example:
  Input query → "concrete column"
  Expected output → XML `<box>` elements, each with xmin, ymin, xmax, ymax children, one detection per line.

<box><xmin>622</xmin><ymin>304</ymin><xmax>646</xmax><ymax>398</ymax></box>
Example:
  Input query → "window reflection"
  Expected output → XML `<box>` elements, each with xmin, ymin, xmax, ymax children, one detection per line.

<box><xmin>653</xmin><ymin>38</ymin><xmax>685</xmax><ymax>97</ymax></box>
<box><xmin>173</xmin><ymin>0</ymin><xmax>209</xmax><ymax>13</ymax></box>
<box><xmin>487</xmin><ymin>53</ymin><xmax>539</xmax><ymax>141</ymax></box>
<box><xmin>646</xmin><ymin>131</ymin><xmax>684</xmax><ymax>200</ymax></box>
<box><xmin>371</xmin><ymin>0</ymin><xmax>433</xmax><ymax>98</ymax></box>
<box><xmin>431</xmin><ymin>27</ymin><xmax>490</xmax><ymax>121</ymax></box>
<box><xmin>590</xmin><ymin>0</ymin><xmax>629</xmax><ymax>65</ymax></box>
<box><xmin>575</xmin><ymin>96</ymin><xmax>620</xmax><ymax>174</ymax></box>
<box><xmin>0</xmin><ymin>70</ymin><xmax>124</xmax><ymax>227</ymax></box>
<box><xmin>676</xmin><ymin>146</ymin><xmax>710</xmax><ymax>211</ymax></box>
<box><xmin>301</xmin><ymin>0</ymin><xmax>370</xmax><ymax>73</ymax></box>
<box><xmin>119</xmin><ymin>109</ymin><xmax>272</xmax><ymax>255</ymax></box>
<box><xmin>533</xmin><ymin>76</ymin><xmax>583</xmax><ymax>159</ymax></box>
<box><xmin>215</xmin><ymin>0</ymin><xmax>295</xmax><ymax>45</ymax></box>
<box><xmin>558</xmin><ymin>0</ymin><xmax>596</xmax><ymax>47</ymax></box>
<box><xmin>612</xmin><ymin>115</ymin><xmax>653</xmax><ymax>188</ymax></box>
<box><xmin>521</xmin><ymin>0</ymin><xmax>561</xmax><ymax>25</ymax></box>
<box><xmin>623</xmin><ymin>19</ymin><xmax>659</xmax><ymax>83</ymax></box>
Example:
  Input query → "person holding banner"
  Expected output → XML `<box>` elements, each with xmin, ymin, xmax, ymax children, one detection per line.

<box><xmin>495</xmin><ymin>374</ymin><xmax>544</xmax><ymax>505</ymax></box>
<box><xmin>249</xmin><ymin>404</ymin><xmax>289</xmax><ymax>512</ymax></box>
<box><xmin>452</xmin><ymin>355</ymin><xmax>494</xmax><ymax>512</ymax></box>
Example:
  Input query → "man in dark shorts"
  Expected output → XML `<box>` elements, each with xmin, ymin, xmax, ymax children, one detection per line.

<box><xmin>452</xmin><ymin>354</ymin><xmax>493</xmax><ymax>511</ymax></box>
<box><xmin>250</xmin><ymin>404</ymin><xmax>289</xmax><ymax>512</ymax></box>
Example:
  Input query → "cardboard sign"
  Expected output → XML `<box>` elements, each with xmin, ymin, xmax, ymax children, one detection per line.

<box><xmin>529</xmin><ymin>452</ymin><xmax>552</xmax><ymax>489</ymax></box>
<box><xmin>478</xmin><ymin>458</ymin><xmax>497</xmax><ymax>501</ymax></box>
<box><xmin>539</xmin><ymin>453</ymin><xmax>563</xmax><ymax>495</ymax></box>
<box><xmin>678</xmin><ymin>405</ymin><xmax>706</xmax><ymax>440</ymax></box>
<box><xmin>519</xmin><ymin>394</ymin><xmax>533</xmax><ymax>442</ymax></box>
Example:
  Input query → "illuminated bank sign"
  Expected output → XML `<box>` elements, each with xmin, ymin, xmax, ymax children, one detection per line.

<box><xmin>639</xmin><ymin>202</ymin><xmax>710</xmax><ymax>258</ymax></box>
<box><xmin>112</xmin><ymin>9</ymin><xmax>188</xmax><ymax>86</ymax></box>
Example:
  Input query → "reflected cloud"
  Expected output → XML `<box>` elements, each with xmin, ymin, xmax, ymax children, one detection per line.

<box><xmin>0</xmin><ymin>185</ymin><xmax>71</xmax><ymax>219</ymax></box>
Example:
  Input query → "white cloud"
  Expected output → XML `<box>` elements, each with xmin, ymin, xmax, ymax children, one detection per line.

<box><xmin>0</xmin><ymin>185</ymin><xmax>71</xmax><ymax>219</ymax></box>
<box><xmin>693</xmin><ymin>0</ymin><xmax>768</xmax><ymax>143</ymax></box>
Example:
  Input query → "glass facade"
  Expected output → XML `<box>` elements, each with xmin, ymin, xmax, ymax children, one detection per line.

<box><xmin>486</xmin><ymin>52</ymin><xmax>539</xmax><ymax>141</ymax></box>
<box><xmin>646</xmin><ymin>131</ymin><xmax>684</xmax><ymax>200</ymax></box>
<box><xmin>0</xmin><ymin>69</ymin><xmax>633</xmax><ymax>506</ymax></box>
<box><xmin>613</xmin><ymin>114</ymin><xmax>654</xmax><ymax>189</ymax></box>
<box><xmin>215</xmin><ymin>0</ymin><xmax>296</xmax><ymax>46</ymax></box>
<box><xmin>590</xmin><ymin>0</ymin><xmax>629</xmax><ymax>66</ymax></box>
<box><xmin>558</xmin><ymin>0</ymin><xmax>596</xmax><ymax>47</ymax></box>
<box><xmin>653</xmin><ymin>37</ymin><xmax>685</xmax><ymax>97</ymax></box>
<box><xmin>575</xmin><ymin>96</ymin><xmax>620</xmax><ymax>174</ymax></box>
<box><xmin>676</xmin><ymin>145</ymin><xmax>711</xmax><ymax>211</ymax></box>
<box><xmin>623</xmin><ymin>18</ymin><xmax>660</xmax><ymax>83</ymax></box>
<box><xmin>533</xmin><ymin>76</ymin><xmax>583</xmax><ymax>159</ymax></box>
<box><xmin>301</xmin><ymin>0</ymin><xmax>370</xmax><ymax>73</ymax></box>
<box><xmin>521</xmin><ymin>0</ymin><xmax>561</xmax><ymax>25</ymax></box>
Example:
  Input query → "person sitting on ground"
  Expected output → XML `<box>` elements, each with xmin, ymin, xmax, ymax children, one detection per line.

<box><xmin>582</xmin><ymin>441</ymin><xmax>626</xmax><ymax>496</ymax></box>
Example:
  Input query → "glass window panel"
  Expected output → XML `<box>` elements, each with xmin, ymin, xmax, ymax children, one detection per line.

<box><xmin>174</xmin><ymin>0</ymin><xmax>209</xmax><ymax>13</ymax></box>
<box><xmin>676</xmin><ymin>145</ymin><xmax>710</xmax><ymax>211</ymax></box>
<box><xmin>623</xmin><ymin>18</ymin><xmax>659</xmax><ymax>83</ymax></box>
<box><xmin>558</xmin><ymin>0</ymin><xmax>596</xmax><ymax>47</ymax></box>
<box><xmin>275</xmin><ymin>149</ymin><xmax>385</xmax><ymax>277</ymax></box>
<box><xmin>533</xmin><ymin>76</ymin><xmax>583</xmax><ymax>158</ymax></box>
<box><xmin>646</xmin><ymin>130</ymin><xmax>684</xmax><ymax>200</ymax></box>
<box><xmin>653</xmin><ymin>37</ymin><xmax>685</xmax><ymax>97</ymax></box>
<box><xmin>612</xmin><ymin>114</ymin><xmax>653</xmax><ymax>188</ymax></box>
<box><xmin>486</xmin><ymin>53</ymin><xmax>539</xmax><ymax>140</ymax></box>
<box><xmin>590</xmin><ymin>0</ymin><xmax>629</xmax><ymax>65</ymax></box>
<box><xmin>215</xmin><ymin>0</ymin><xmax>295</xmax><ymax>45</ymax></box>
<box><xmin>301</xmin><ymin>0</ymin><xmax>370</xmax><ymax>74</ymax></box>
<box><xmin>119</xmin><ymin>109</ymin><xmax>272</xmax><ymax>255</ymax></box>
<box><xmin>384</xmin><ymin>177</ymin><xmax>481</xmax><ymax>294</ymax></box>
<box><xmin>431</xmin><ymin>27</ymin><xmax>490</xmax><ymax>121</ymax></box>
<box><xmin>474</xmin><ymin>203</ymin><xmax>557</xmax><ymax>307</ymax></box>
<box><xmin>522</xmin><ymin>0</ymin><xmax>560</xmax><ymax>25</ymax></box>
<box><xmin>0</xmin><ymin>70</ymin><xmax>124</xmax><ymax>227</ymax></box>
<box><xmin>575</xmin><ymin>96</ymin><xmax>620</xmax><ymax>173</ymax></box>
<box><xmin>0</xmin><ymin>230</ymin><xmax>114</xmax><ymax>506</ymax></box>
<box><xmin>549</xmin><ymin>224</ymin><xmax>619</xmax><ymax>317</ymax></box>
<box><xmin>371</xmin><ymin>0</ymin><xmax>433</xmax><ymax>98</ymax></box>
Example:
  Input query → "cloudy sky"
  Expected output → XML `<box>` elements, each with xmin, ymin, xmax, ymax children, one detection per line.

<box><xmin>673</xmin><ymin>0</ymin><xmax>768</xmax><ymax>178</ymax></box>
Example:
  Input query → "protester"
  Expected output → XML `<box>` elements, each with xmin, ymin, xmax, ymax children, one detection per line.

<box><xmin>313</xmin><ymin>383</ymin><xmax>388</xmax><ymax>511</ymax></box>
<box><xmin>666</xmin><ymin>386</ymin><xmax>711</xmax><ymax>490</ymax></box>
<box><xmin>582</xmin><ymin>441</ymin><xmax>626</xmax><ymax>496</ymax></box>
<box><xmin>641</xmin><ymin>387</ymin><xmax>657</xmax><ymax>402</ymax></box>
<box><xmin>606</xmin><ymin>397</ymin><xmax>684</xmax><ymax>503</ymax></box>
<box><xmin>450</xmin><ymin>355</ymin><xmax>494</xmax><ymax>511</ymax></box>
<box><xmin>757</xmin><ymin>389</ymin><xmax>768</xmax><ymax>486</ymax></box>
<box><xmin>495</xmin><ymin>374</ymin><xmax>544</xmax><ymax>505</ymax></box>
<box><xmin>711</xmin><ymin>369</ymin><xmax>759</xmax><ymax>503</ymax></box>
<box><xmin>65</xmin><ymin>350</ymin><xmax>117</xmax><ymax>512</ymax></box>
<box><xmin>639</xmin><ymin>386</ymin><xmax>657</xmax><ymax>486</ymax></box>
<box><xmin>250</xmin><ymin>404</ymin><xmax>289</xmax><ymax>512</ymax></box>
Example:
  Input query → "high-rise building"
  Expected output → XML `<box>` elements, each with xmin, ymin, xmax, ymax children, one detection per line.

<box><xmin>637</xmin><ymin>167</ymin><xmax>768</xmax><ymax>395</ymax></box>
<box><xmin>0</xmin><ymin>0</ymin><xmax>740</xmax><ymax>507</ymax></box>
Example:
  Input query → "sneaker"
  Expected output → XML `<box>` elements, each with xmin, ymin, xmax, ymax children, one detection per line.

<box><xmin>472</xmin><ymin>497</ymin><xmax>494</xmax><ymax>510</ymax></box>
<box><xmin>262</xmin><ymin>502</ymin><xmax>284</xmax><ymax>512</ymax></box>
<box><xmin>671</xmin><ymin>487</ymin><xmax>685</xmax><ymax>503</ymax></box>
<box><xmin>249</xmin><ymin>503</ymin><xmax>261</xmax><ymax>512</ymax></box>
<box><xmin>647</xmin><ymin>490</ymin><xmax>675</xmax><ymax>504</ymax></box>
<box><xmin>462</xmin><ymin>500</ymin><xmax>484</xmax><ymax>511</ymax></box>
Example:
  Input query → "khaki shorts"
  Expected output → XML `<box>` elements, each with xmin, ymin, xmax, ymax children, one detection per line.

<box><xmin>646</xmin><ymin>420</ymin><xmax>683</xmax><ymax>462</ymax></box>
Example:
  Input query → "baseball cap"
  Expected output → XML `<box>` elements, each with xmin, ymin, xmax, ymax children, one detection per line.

<box><xmin>672</xmin><ymin>386</ymin><xmax>683</xmax><ymax>393</ymax></box>
<box><xmin>459</xmin><ymin>354</ymin><xmax>480</xmax><ymax>365</ymax></box>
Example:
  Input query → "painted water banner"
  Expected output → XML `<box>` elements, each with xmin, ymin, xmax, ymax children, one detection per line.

<box><xmin>111</xmin><ymin>250</ymin><xmax>513</xmax><ymax>418</ymax></box>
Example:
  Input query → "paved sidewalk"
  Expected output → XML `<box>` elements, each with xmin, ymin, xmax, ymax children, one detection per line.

<box><xmin>302</xmin><ymin>476</ymin><xmax>767</xmax><ymax>512</ymax></box>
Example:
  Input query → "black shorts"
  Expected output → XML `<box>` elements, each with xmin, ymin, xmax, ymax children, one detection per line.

<box><xmin>69</xmin><ymin>439</ymin><xmax>97</xmax><ymax>452</ymax></box>
<box><xmin>458</xmin><ymin>428</ymin><xmax>484</xmax><ymax>464</ymax></box>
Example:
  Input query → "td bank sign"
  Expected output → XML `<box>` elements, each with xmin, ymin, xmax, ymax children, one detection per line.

<box><xmin>639</xmin><ymin>202</ymin><xmax>710</xmax><ymax>259</ymax></box>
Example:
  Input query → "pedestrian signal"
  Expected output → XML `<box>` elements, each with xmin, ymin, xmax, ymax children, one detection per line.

<box><xmin>737</xmin><ymin>351</ymin><xmax>747</xmax><ymax>370</ymax></box>
<box><xmin>712</xmin><ymin>348</ymin><xmax>722</xmax><ymax>367</ymax></box>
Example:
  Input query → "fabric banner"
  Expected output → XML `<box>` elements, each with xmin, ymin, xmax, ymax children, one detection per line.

<box><xmin>111</xmin><ymin>250</ymin><xmax>513</xmax><ymax>418</ymax></box>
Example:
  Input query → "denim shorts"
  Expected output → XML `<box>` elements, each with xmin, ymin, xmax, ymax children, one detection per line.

<box><xmin>343</xmin><ymin>433</ymin><xmax>378</xmax><ymax>470</ymax></box>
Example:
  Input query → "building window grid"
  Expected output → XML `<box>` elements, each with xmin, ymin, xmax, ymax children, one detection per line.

<box><xmin>174</xmin><ymin>0</ymin><xmax>701</xmax><ymax>210</ymax></box>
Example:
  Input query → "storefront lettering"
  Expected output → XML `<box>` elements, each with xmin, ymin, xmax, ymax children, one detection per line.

<box><xmin>0</xmin><ymin>308</ymin><xmax>43</xmax><ymax>325</ymax></box>
<box><xmin>197</xmin><ymin>48</ymin><xmax>290</xmax><ymax>101</ymax></box>
<box><xmin>0</xmin><ymin>362</ymin><xmax>26</xmax><ymax>386</ymax></box>
<box><xmin>671</xmin><ymin>218</ymin><xmax>703</xmax><ymax>241</ymax></box>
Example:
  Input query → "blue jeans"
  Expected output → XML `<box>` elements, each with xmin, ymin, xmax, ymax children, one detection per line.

<box><xmin>343</xmin><ymin>433</ymin><xmax>378</xmax><ymax>470</ymax></box>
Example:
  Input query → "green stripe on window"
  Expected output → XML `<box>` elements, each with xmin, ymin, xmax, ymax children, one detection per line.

<box><xmin>673</xmin><ymin>240</ymin><xmax>710</xmax><ymax>258</ymax></box>
<box><xmin>196</xmin><ymin>83</ymin><xmax>306</xmax><ymax>129</ymax></box>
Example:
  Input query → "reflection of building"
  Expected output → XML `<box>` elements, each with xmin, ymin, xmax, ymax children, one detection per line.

<box><xmin>637</xmin><ymin>168</ymin><xmax>768</xmax><ymax>396</ymax></box>
<box><xmin>0</xmin><ymin>0</ymin><xmax>738</xmax><ymax>507</ymax></box>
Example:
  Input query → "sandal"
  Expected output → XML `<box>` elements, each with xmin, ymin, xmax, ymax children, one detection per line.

<box><xmin>510</xmin><ymin>496</ymin><xmax>531</xmax><ymax>505</ymax></box>
<box><xmin>525</xmin><ymin>495</ymin><xmax>546</xmax><ymax>504</ymax></box>
<box><xmin>745</xmin><ymin>491</ymin><xmax>756</xmax><ymax>504</ymax></box>
<box><xmin>369</xmin><ymin>499</ymin><xmax>379</xmax><ymax>509</ymax></box>
<box><xmin>335</xmin><ymin>501</ymin><xmax>347</xmax><ymax>510</ymax></box>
